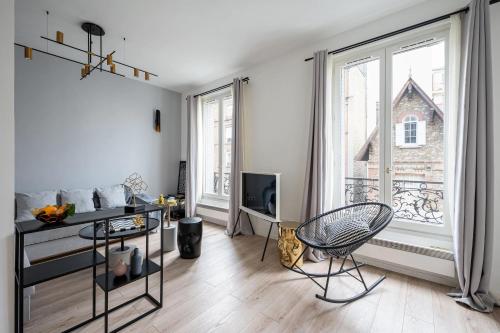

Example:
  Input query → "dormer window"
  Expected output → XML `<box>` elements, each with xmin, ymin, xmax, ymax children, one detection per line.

<box><xmin>404</xmin><ymin>116</ymin><xmax>417</xmax><ymax>144</ymax></box>
<box><xmin>395</xmin><ymin>115</ymin><xmax>426</xmax><ymax>147</ymax></box>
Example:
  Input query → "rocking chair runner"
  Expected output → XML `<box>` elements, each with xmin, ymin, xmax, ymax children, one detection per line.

<box><xmin>288</xmin><ymin>202</ymin><xmax>394</xmax><ymax>303</ymax></box>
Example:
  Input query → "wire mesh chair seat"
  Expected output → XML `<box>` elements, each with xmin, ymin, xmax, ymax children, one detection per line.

<box><xmin>286</xmin><ymin>202</ymin><xmax>394</xmax><ymax>303</ymax></box>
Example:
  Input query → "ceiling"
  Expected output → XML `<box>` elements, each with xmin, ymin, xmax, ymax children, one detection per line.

<box><xmin>15</xmin><ymin>0</ymin><xmax>434</xmax><ymax>92</ymax></box>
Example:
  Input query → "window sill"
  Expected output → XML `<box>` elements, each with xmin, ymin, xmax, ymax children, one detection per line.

<box><xmin>398</xmin><ymin>144</ymin><xmax>422</xmax><ymax>149</ymax></box>
<box><xmin>197</xmin><ymin>198</ymin><xmax>229</xmax><ymax>212</ymax></box>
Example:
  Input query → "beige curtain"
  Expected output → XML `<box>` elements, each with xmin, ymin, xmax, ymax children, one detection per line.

<box><xmin>227</xmin><ymin>78</ymin><xmax>253</xmax><ymax>235</ymax></box>
<box><xmin>301</xmin><ymin>50</ymin><xmax>329</xmax><ymax>262</ymax></box>
<box><xmin>185</xmin><ymin>95</ymin><xmax>199</xmax><ymax>217</ymax></box>
<box><xmin>448</xmin><ymin>0</ymin><xmax>497</xmax><ymax>312</ymax></box>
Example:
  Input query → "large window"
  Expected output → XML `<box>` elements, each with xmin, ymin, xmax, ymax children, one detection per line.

<box><xmin>201</xmin><ymin>90</ymin><xmax>233</xmax><ymax>200</ymax></box>
<box><xmin>334</xmin><ymin>25</ymin><xmax>453</xmax><ymax>237</ymax></box>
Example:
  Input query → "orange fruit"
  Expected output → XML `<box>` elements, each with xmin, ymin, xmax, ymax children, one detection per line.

<box><xmin>45</xmin><ymin>206</ymin><xmax>57</xmax><ymax>215</ymax></box>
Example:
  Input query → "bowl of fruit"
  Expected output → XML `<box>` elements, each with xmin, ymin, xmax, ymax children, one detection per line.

<box><xmin>31</xmin><ymin>203</ymin><xmax>76</xmax><ymax>224</ymax></box>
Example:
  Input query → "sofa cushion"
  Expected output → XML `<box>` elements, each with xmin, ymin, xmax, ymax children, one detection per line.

<box><xmin>321</xmin><ymin>213</ymin><xmax>371</xmax><ymax>247</ymax></box>
<box><xmin>24</xmin><ymin>233</ymin><xmax>103</xmax><ymax>262</ymax></box>
<box><xmin>15</xmin><ymin>190</ymin><xmax>58</xmax><ymax>222</ymax></box>
<box><xmin>60</xmin><ymin>188</ymin><xmax>96</xmax><ymax>214</ymax></box>
<box><xmin>95</xmin><ymin>185</ymin><xmax>126</xmax><ymax>208</ymax></box>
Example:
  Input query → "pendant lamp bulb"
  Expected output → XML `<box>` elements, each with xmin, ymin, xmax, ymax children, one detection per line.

<box><xmin>56</xmin><ymin>31</ymin><xmax>64</xmax><ymax>44</ymax></box>
<box><xmin>106</xmin><ymin>53</ymin><xmax>113</xmax><ymax>65</ymax></box>
<box><xmin>24</xmin><ymin>47</ymin><xmax>33</xmax><ymax>60</ymax></box>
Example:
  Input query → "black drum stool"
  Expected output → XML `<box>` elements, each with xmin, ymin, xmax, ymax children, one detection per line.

<box><xmin>177</xmin><ymin>217</ymin><xmax>202</xmax><ymax>258</ymax></box>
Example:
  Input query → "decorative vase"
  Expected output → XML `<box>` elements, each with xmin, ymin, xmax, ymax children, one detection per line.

<box><xmin>277</xmin><ymin>222</ymin><xmax>303</xmax><ymax>268</ymax></box>
<box><xmin>109</xmin><ymin>245</ymin><xmax>134</xmax><ymax>269</ymax></box>
<box><xmin>113</xmin><ymin>259</ymin><xmax>127</xmax><ymax>277</ymax></box>
<box><xmin>130</xmin><ymin>248</ymin><xmax>143</xmax><ymax>276</ymax></box>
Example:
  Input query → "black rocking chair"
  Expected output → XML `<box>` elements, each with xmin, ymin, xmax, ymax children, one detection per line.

<box><xmin>288</xmin><ymin>202</ymin><xmax>394</xmax><ymax>303</ymax></box>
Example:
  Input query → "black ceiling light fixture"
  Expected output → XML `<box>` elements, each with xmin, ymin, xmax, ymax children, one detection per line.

<box><xmin>15</xmin><ymin>11</ymin><xmax>158</xmax><ymax>81</ymax></box>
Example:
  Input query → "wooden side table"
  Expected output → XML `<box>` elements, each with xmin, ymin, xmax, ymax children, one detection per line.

<box><xmin>157</xmin><ymin>199</ymin><xmax>178</xmax><ymax>252</ymax></box>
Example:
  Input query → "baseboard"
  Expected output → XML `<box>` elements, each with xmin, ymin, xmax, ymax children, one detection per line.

<box><xmin>354</xmin><ymin>252</ymin><xmax>458</xmax><ymax>287</ymax></box>
<box><xmin>199</xmin><ymin>214</ymin><xmax>227</xmax><ymax>227</ymax></box>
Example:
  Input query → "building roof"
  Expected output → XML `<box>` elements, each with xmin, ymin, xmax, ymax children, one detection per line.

<box><xmin>354</xmin><ymin>77</ymin><xmax>443</xmax><ymax>162</ymax></box>
<box><xmin>393</xmin><ymin>77</ymin><xmax>443</xmax><ymax>120</ymax></box>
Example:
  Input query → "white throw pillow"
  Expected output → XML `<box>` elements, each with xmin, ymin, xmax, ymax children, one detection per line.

<box><xmin>95</xmin><ymin>185</ymin><xmax>126</xmax><ymax>208</ymax></box>
<box><xmin>16</xmin><ymin>190</ymin><xmax>58</xmax><ymax>222</ymax></box>
<box><xmin>60</xmin><ymin>188</ymin><xmax>96</xmax><ymax>214</ymax></box>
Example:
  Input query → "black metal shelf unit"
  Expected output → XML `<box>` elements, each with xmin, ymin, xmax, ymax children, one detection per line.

<box><xmin>14</xmin><ymin>204</ymin><xmax>165</xmax><ymax>333</ymax></box>
<box><xmin>23</xmin><ymin>251</ymin><xmax>106</xmax><ymax>288</ymax></box>
<box><xmin>95</xmin><ymin>260</ymin><xmax>160</xmax><ymax>292</ymax></box>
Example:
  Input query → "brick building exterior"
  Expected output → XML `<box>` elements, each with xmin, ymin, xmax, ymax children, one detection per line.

<box><xmin>354</xmin><ymin>77</ymin><xmax>444</xmax><ymax>183</ymax></box>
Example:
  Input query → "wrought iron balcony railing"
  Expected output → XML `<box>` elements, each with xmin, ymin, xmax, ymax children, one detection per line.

<box><xmin>213</xmin><ymin>172</ymin><xmax>231</xmax><ymax>196</ymax></box>
<box><xmin>345</xmin><ymin>177</ymin><xmax>444</xmax><ymax>225</ymax></box>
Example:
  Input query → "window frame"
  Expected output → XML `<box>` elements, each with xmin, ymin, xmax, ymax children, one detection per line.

<box><xmin>200</xmin><ymin>89</ymin><xmax>233</xmax><ymax>201</ymax></box>
<box><xmin>403</xmin><ymin>115</ymin><xmax>418</xmax><ymax>145</ymax></box>
<box><xmin>332</xmin><ymin>22</ymin><xmax>453</xmax><ymax>239</ymax></box>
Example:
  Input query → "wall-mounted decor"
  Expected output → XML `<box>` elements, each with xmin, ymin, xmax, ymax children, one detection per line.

<box><xmin>15</xmin><ymin>11</ymin><xmax>158</xmax><ymax>81</ymax></box>
<box><xmin>155</xmin><ymin>109</ymin><xmax>161</xmax><ymax>132</ymax></box>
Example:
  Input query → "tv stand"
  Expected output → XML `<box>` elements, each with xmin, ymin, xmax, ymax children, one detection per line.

<box><xmin>231</xmin><ymin>208</ymin><xmax>278</xmax><ymax>262</ymax></box>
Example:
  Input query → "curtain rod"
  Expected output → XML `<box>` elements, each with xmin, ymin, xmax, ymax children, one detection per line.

<box><xmin>304</xmin><ymin>0</ymin><xmax>499</xmax><ymax>62</ymax></box>
<box><xmin>190</xmin><ymin>77</ymin><xmax>249</xmax><ymax>99</ymax></box>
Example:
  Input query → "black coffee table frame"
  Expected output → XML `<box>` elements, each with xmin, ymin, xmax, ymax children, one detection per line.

<box><xmin>14</xmin><ymin>205</ymin><xmax>164</xmax><ymax>333</ymax></box>
<box><xmin>79</xmin><ymin>218</ymin><xmax>160</xmax><ymax>251</ymax></box>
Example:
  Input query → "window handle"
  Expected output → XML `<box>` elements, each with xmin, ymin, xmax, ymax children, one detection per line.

<box><xmin>385</xmin><ymin>167</ymin><xmax>393</xmax><ymax>174</ymax></box>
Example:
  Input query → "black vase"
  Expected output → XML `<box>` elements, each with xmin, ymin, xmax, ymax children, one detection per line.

<box><xmin>130</xmin><ymin>248</ymin><xmax>142</xmax><ymax>276</ymax></box>
<box><xmin>177</xmin><ymin>217</ymin><xmax>202</xmax><ymax>259</ymax></box>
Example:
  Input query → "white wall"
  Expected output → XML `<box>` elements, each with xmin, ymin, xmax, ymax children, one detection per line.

<box><xmin>15</xmin><ymin>49</ymin><xmax>182</xmax><ymax>197</ymax></box>
<box><xmin>489</xmin><ymin>3</ymin><xmax>500</xmax><ymax>301</ymax></box>
<box><xmin>182</xmin><ymin>0</ymin><xmax>500</xmax><ymax>290</ymax></box>
<box><xmin>0</xmin><ymin>0</ymin><xmax>15</xmax><ymax>331</ymax></box>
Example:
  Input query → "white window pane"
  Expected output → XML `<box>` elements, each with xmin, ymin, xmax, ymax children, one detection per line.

<box><xmin>222</xmin><ymin>96</ymin><xmax>233</xmax><ymax>196</ymax></box>
<box><xmin>201</xmin><ymin>92</ymin><xmax>233</xmax><ymax>199</ymax></box>
<box><xmin>202</xmin><ymin>100</ymin><xmax>219</xmax><ymax>195</ymax></box>
<box><xmin>392</xmin><ymin>40</ymin><xmax>445</xmax><ymax>225</ymax></box>
<box><xmin>223</xmin><ymin>97</ymin><xmax>233</xmax><ymax>120</ymax></box>
<box><xmin>342</xmin><ymin>58</ymin><xmax>381</xmax><ymax>205</ymax></box>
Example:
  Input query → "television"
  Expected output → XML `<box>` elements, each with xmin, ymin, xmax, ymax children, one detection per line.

<box><xmin>240</xmin><ymin>172</ymin><xmax>280</xmax><ymax>222</ymax></box>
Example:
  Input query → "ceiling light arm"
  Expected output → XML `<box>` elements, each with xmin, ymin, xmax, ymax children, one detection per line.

<box><xmin>81</xmin><ymin>50</ymin><xmax>116</xmax><ymax>80</ymax></box>
<box><xmin>14</xmin><ymin>43</ymin><xmax>125</xmax><ymax>77</ymax></box>
<box><xmin>100</xmin><ymin>34</ymin><xmax>103</xmax><ymax>72</ymax></box>
<box><xmin>87</xmin><ymin>27</ymin><xmax>92</xmax><ymax>66</ymax></box>
<box><xmin>40</xmin><ymin>36</ymin><xmax>159</xmax><ymax>77</ymax></box>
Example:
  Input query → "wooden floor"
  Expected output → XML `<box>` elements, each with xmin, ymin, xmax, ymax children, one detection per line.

<box><xmin>26</xmin><ymin>222</ymin><xmax>500</xmax><ymax>333</ymax></box>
